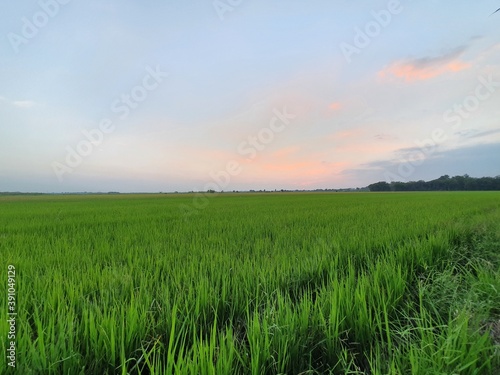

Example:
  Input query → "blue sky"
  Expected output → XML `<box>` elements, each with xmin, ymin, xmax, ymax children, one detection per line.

<box><xmin>1</xmin><ymin>0</ymin><xmax>499</xmax><ymax>192</ymax></box>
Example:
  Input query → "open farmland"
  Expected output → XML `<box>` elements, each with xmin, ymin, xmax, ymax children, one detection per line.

<box><xmin>1</xmin><ymin>192</ymin><xmax>500</xmax><ymax>374</ymax></box>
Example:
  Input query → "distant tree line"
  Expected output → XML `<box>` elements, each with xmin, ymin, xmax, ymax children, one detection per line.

<box><xmin>368</xmin><ymin>175</ymin><xmax>500</xmax><ymax>192</ymax></box>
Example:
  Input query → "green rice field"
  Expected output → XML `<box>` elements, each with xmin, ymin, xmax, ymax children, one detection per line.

<box><xmin>1</xmin><ymin>192</ymin><xmax>499</xmax><ymax>374</ymax></box>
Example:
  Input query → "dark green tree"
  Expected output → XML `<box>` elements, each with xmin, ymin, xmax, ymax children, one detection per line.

<box><xmin>368</xmin><ymin>181</ymin><xmax>391</xmax><ymax>191</ymax></box>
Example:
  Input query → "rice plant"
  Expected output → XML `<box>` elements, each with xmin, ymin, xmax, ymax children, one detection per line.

<box><xmin>0</xmin><ymin>192</ymin><xmax>499</xmax><ymax>374</ymax></box>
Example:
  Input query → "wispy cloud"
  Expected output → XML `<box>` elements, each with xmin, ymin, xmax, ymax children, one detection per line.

<box><xmin>327</xmin><ymin>128</ymin><xmax>365</xmax><ymax>141</ymax></box>
<box><xmin>379</xmin><ymin>46</ymin><xmax>471</xmax><ymax>82</ymax></box>
<box><xmin>374</xmin><ymin>134</ymin><xmax>398</xmax><ymax>141</ymax></box>
<box><xmin>457</xmin><ymin>128</ymin><xmax>500</xmax><ymax>140</ymax></box>
<box><xmin>0</xmin><ymin>96</ymin><xmax>37</xmax><ymax>108</ymax></box>
<box><xmin>271</xmin><ymin>146</ymin><xmax>301</xmax><ymax>159</ymax></box>
<box><xmin>12</xmin><ymin>100</ymin><xmax>37</xmax><ymax>108</ymax></box>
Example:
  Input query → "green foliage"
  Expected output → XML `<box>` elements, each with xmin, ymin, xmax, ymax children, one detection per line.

<box><xmin>368</xmin><ymin>174</ymin><xmax>500</xmax><ymax>191</ymax></box>
<box><xmin>0</xmin><ymin>192</ymin><xmax>499</xmax><ymax>374</ymax></box>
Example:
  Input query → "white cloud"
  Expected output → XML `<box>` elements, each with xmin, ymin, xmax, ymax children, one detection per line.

<box><xmin>12</xmin><ymin>100</ymin><xmax>37</xmax><ymax>108</ymax></box>
<box><xmin>0</xmin><ymin>97</ymin><xmax>37</xmax><ymax>108</ymax></box>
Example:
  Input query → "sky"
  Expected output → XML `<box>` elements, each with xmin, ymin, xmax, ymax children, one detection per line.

<box><xmin>1</xmin><ymin>0</ymin><xmax>500</xmax><ymax>193</ymax></box>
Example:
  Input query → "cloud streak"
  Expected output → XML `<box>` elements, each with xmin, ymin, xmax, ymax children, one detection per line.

<box><xmin>379</xmin><ymin>46</ymin><xmax>471</xmax><ymax>82</ymax></box>
<box><xmin>0</xmin><ymin>97</ymin><xmax>37</xmax><ymax>108</ymax></box>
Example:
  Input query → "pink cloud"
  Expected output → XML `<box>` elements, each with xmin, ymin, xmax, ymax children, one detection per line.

<box><xmin>379</xmin><ymin>47</ymin><xmax>472</xmax><ymax>82</ymax></box>
<box><xmin>379</xmin><ymin>60</ymin><xmax>470</xmax><ymax>82</ymax></box>
<box><xmin>328</xmin><ymin>102</ymin><xmax>342</xmax><ymax>111</ymax></box>
<box><xmin>271</xmin><ymin>146</ymin><xmax>301</xmax><ymax>159</ymax></box>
